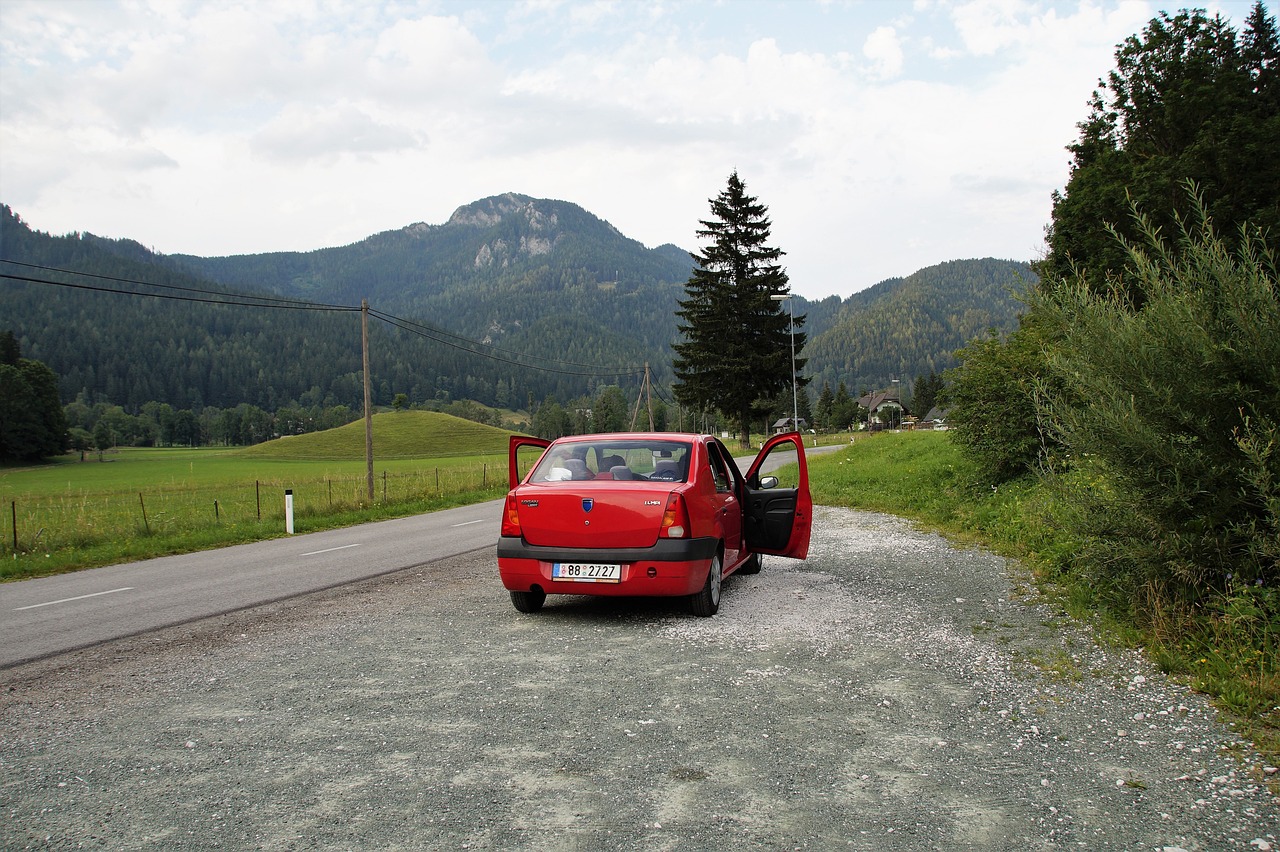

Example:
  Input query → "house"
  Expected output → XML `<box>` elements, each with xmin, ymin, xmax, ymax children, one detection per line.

<box><xmin>857</xmin><ymin>390</ymin><xmax>910</xmax><ymax>431</ymax></box>
<box><xmin>920</xmin><ymin>406</ymin><xmax>950</xmax><ymax>430</ymax></box>
<box><xmin>772</xmin><ymin>416</ymin><xmax>808</xmax><ymax>434</ymax></box>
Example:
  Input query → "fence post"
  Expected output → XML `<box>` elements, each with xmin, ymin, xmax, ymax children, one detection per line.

<box><xmin>214</xmin><ymin>500</ymin><xmax>220</xmax><ymax>522</ymax></box>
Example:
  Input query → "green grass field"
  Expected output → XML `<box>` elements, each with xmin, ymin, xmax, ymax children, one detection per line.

<box><xmin>1</xmin><ymin>411</ymin><xmax>517</xmax><ymax>580</ymax></box>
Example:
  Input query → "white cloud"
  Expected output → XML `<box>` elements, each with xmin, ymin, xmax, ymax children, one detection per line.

<box><xmin>862</xmin><ymin>26</ymin><xmax>904</xmax><ymax>79</ymax></box>
<box><xmin>0</xmin><ymin>0</ymin><xmax>1262</xmax><ymax>296</ymax></box>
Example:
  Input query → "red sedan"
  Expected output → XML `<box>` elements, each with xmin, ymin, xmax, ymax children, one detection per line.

<box><xmin>497</xmin><ymin>431</ymin><xmax>812</xmax><ymax>616</ymax></box>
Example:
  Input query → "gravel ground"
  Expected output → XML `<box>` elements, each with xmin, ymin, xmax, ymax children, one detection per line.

<box><xmin>1</xmin><ymin>505</ymin><xmax>1276</xmax><ymax>851</ymax></box>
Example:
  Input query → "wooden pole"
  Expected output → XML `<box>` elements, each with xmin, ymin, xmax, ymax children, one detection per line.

<box><xmin>362</xmin><ymin>299</ymin><xmax>374</xmax><ymax>503</ymax></box>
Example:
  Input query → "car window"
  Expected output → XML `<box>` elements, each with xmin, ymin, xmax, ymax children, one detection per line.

<box><xmin>706</xmin><ymin>442</ymin><xmax>732</xmax><ymax>492</ymax></box>
<box><xmin>530</xmin><ymin>440</ymin><xmax>692</xmax><ymax>483</ymax></box>
<box><xmin>751</xmin><ymin>439</ymin><xmax>802</xmax><ymax>489</ymax></box>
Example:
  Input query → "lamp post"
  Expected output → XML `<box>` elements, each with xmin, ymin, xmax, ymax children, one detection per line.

<box><xmin>891</xmin><ymin>377</ymin><xmax>901</xmax><ymax>430</ymax></box>
<box><xmin>770</xmin><ymin>293</ymin><xmax>798</xmax><ymax>433</ymax></box>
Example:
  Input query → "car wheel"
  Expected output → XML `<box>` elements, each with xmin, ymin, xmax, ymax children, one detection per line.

<box><xmin>690</xmin><ymin>552</ymin><xmax>722</xmax><ymax>617</ymax></box>
<box><xmin>738</xmin><ymin>552</ymin><xmax>761</xmax><ymax>575</ymax></box>
<box><xmin>510</xmin><ymin>588</ymin><xmax>546</xmax><ymax>613</ymax></box>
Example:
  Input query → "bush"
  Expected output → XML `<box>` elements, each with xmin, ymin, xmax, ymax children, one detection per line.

<box><xmin>1034</xmin><ymin>194</ymin><xmax>1279</xmax><ymax>597</ymax></box>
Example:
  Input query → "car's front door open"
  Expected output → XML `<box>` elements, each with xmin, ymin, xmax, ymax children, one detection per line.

<box><xmin>743</xmin><ymin>432</ymin><xmax>812</xmax><ymax>559</ymax></box>
<box><xmin>508</xmin><ymin>436</ymin><xmax>550</xmax><ymax>488</ymax></box>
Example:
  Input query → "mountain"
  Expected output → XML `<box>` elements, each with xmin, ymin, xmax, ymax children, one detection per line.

<box><xmin>168</xmin><ymin>193</ymin><xmax>692</xmax><ymax>359</ymax></box>
<box><xmin>804</xmin><ymin>258</ymin><xmax>1035</xmax><ymax>397</ymax></box>
<box><xmin>1</xmin><ymin>197</ymin><xmax>1029</xmax><ymax>416</ymax></box>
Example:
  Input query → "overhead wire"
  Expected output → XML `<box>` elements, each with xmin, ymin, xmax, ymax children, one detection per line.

<box><xmin>2</xmin><ymin>259</ymin><xmax>645</xmax><ymax>380</ymax></box>
<box><xmin>367</xmin><ymin>308</ymin><xmax>643</xmax><ymax>377</ymax></box>
<box><xmin>0</xmin><ymin>259</ymin><xmax>357</xmax><ymax>311</ymax></box>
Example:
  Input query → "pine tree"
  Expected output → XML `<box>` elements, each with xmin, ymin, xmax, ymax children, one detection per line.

<box><xmin>672</xmin><ymin>172</ymin><xmax>805</xmax><ymax>446</ymax></box>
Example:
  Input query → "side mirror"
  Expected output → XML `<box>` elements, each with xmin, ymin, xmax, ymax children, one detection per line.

<box><xmin>759</xmin><ymin>475</ymin><xmax>779</xmax><ymax>490</ymax></box>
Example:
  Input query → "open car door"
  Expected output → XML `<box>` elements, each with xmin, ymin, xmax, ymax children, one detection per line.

<box><xmin>508</xmin><ymin>435</ymin><xmax>551</xmax><ymax>488</ymax></box>
<box><xmin>742</xmin><ymin>431</ymin><xmax>812</xmax><ymax>560</ymax></box>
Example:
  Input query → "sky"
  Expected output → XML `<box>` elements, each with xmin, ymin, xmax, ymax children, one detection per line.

<box><xmin>0</xmin><ymin>0</ymin><xmax>1264</xmax><ymax>300</ymax></box>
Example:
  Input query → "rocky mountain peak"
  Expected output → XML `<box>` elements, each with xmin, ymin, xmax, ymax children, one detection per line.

<box><xmin>447</xmin><ymin>193</ymin><xmax>559</xmax><ymax>232</ymax></box>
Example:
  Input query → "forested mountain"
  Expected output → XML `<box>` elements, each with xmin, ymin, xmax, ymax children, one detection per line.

<box><xmin>166</xmin><ymin>193</ymin><xmax>691</xmax><ymax>366</ymax></box>
<box><xmin>1</xmin><ymin>197</ymin><xmax>1026</xmax><ymax>417</ymax></box>
<box><xmin>804</xmin><ymin>258</ymin><xmax>1033</xmax><ymax>396</ymax></box>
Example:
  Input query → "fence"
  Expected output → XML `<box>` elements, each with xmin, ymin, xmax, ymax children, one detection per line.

<box><xmin>4</xmin><ymin>462</ymin><xmax>508</xmax><ymax>558</ymax></box>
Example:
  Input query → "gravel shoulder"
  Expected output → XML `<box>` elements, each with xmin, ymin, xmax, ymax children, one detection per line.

<box><xmin>2</xmin><ymin>505</ymin><xmax>1276</xmax><ymax>850</ymax></box>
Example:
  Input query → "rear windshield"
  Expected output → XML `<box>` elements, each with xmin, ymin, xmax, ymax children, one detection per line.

<box><xmin>531</xmin><ymin>439</ymin><xmax>693</xmax><ymax>483</ymax></box>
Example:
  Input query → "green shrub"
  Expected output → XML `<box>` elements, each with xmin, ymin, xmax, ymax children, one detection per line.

<box><xmin>1034</xmin><ymin>195</ymin><xmax>1280</xmax><ymax>596</ymax></box>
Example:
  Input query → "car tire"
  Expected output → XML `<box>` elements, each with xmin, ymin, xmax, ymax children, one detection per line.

<box><xmin>690</xmin><ymin>552</ymin><xmax>722</xmax><ymax>617</ymax></box>
<box><xmin>738</xmin><ymin>552</ymin><xmax>762</xmax><ymax>575</ymax></box>
<box><xmin>510</xmin><ymin>589</ymin><xmax>546</xmax><ymax>613</ymax></box>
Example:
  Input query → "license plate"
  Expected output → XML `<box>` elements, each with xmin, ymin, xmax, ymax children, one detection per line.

<box><xmin>553</xmin><ymin>562</ymin><xmax>621</xmax><ymax>583</ymax></box>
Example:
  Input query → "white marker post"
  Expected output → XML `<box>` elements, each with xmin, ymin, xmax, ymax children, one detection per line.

<box><xmin>285</xmin><ymin>489</ymin><xmax>294</xmax><ymax>534</ymax></box>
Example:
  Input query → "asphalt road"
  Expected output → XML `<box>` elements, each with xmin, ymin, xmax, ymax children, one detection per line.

<box><xmin>0</xmin><ymin>501</ymin><xmax>502</xmax><ymax>668</ymax></box>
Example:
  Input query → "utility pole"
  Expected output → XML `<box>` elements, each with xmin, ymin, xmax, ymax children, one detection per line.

<box><xmin>362</xmin><ymin>299</ymin><xmax>374</xmax><ymax>502</ymax></box>
<box><xmin>629</xmin><ymin>363</ymin><xmax>656</xmax><ymax>431</ymax></box>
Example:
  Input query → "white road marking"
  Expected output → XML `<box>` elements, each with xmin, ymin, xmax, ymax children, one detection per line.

<box><xmin>300</xmin><ymin>543</ymin><xmax>363</xmax><ymax>557</ymax></box>
<box><xmin>15</xmin><ymin>587</ymin><xmax>135</xmax><ymax>611</ymax></box>
<box><xmin>451</xmin><ymin>519</ymin><xmax>485</xmax><ymax>527</ymax></box>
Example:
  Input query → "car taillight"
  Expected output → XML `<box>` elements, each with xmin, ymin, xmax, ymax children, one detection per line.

<box><xmin>660</xmin><ymin>492</ymin><xmax>690</xmax><ymax>538</ymax></box>
<box><xmin>501</xmin><ymin>493</ymin><xmax>522</xmax><ymax>537</ymax></box>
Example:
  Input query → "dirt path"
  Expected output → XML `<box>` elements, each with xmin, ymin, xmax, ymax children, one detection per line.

<box><xmin>2</xmin><ymin>506</ymin><xmax>1275</xmax><ymax>850</ymax></box>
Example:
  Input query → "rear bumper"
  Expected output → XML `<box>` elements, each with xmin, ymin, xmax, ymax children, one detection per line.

<box><xmin>496</xmin><ymin>536</ymin><xmax>718</xmax><ymax>598</ymax></box>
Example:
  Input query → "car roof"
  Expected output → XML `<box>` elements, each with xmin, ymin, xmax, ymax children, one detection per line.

<box><xmin>551</xmin><ymin>432</ymin><xmax>704</xmax><ymax>443</ymax></box>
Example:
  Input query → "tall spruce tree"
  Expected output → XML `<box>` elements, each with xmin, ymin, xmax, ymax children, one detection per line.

<box><xmin>672</xmin><ymin>172</ymin><xmax>804</xmax><ymax>446</ymax></box>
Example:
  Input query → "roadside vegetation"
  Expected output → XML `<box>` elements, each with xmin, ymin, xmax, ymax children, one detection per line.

<box><xmin>809</xmin><ymin>430</ymin><xmax>1277</xmax><ymax>773</ymax></box>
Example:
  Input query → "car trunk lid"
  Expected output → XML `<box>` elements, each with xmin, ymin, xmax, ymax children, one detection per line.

<box><xmin>514</xmin><ymin>484</ymin><xmax>674</xmax><ymax>549</ymax></box>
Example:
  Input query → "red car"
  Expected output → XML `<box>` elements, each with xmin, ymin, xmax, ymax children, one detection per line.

<box><xmin>497</xmin><ymin>431</ymin><xmax>812</xmax><ymax>616</ymax></box>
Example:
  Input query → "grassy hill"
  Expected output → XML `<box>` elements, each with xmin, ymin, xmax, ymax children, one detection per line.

<box><xmin>235</xmin><ymin>410</ymin><xmax>517</xmax><ymax>460</ymax></box>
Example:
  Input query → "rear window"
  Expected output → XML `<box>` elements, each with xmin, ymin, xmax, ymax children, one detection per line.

<box><xmin>531</xmin><ymin>439</ymin><xmax>692</xmax><ymax>483</ymax></box>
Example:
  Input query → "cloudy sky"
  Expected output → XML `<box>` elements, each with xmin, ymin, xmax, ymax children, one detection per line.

<box><xmin>0</xmin><ymin>0</ymin><xmax>1261</xmax><ymax>299</ymax></box>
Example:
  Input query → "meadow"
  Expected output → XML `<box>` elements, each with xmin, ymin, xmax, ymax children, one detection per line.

<box><xmin>1</xmin><ymin>411</ymin><xmax>515</xmax><ymax>580</ymax></box>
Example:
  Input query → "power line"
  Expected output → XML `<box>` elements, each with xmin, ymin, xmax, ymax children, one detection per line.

<box><xmin>2</xmin><ymin>260</ymin><xmax>646</xmax><ymax>379</ymax></box>
<box><xmin>370</xmin><ymin>309</ymin><xmax>642</xmax><ymax>378</ymax></box>
<box><xmin>0</xmin><ymin>259</ymin><xmax>356</xmax><ymax>310</ymax></box>
<box><xmin>368</xmin><ymin>308</ymin><xmax>643</xmax><ymax>377</ymax></box>
<box><xmin>0</xmin><ymin>270</ymin><xmax>360</xmax><ymax>312</ymax></box>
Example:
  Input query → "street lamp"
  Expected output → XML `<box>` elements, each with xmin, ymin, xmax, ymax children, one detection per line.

<box><xmin>770</xmin><ymin>293</ymin><xmax>798</xmax><ymax>433</ymax></box>
<box><xmin>891</xmin><ymin>378</ymin><xmax>901</xmax><ymax>430</ymax></box>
